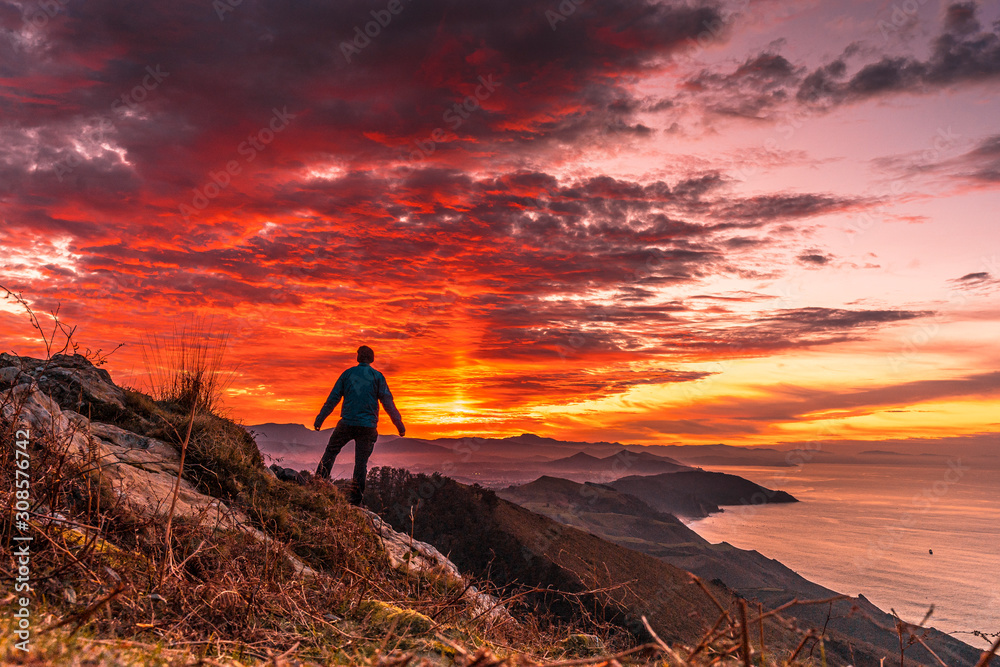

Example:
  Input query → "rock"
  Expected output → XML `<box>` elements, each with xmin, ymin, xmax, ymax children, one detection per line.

<box><xmin>59</xmin><ymin>583</ymin><xmax>77</xmax><ymax>604</ymax></box>
<box><xmin>269</xmin><ymin>464</ymin><xmax>308</xmax><ymax>484</ymax></box>
<box><xmin>561</xmin><ymin>633</ymin><xmax>605</xmax><ymax>656</ymax></box>
<box><xmin>2</xmin><ymin>381</ymin><xmax>75</xmax><ymax>437</ymax></box>
<box><xmin>356</xmin><ymin>600</ymin><xmax>433</xmax><ymax>634</ymax></box>
<box><xmin>41</xmin><ymin>354</ymin><xmax>127</xmax><ymax>413</ymax></box>
<box><xmin>0</xmin><ymin>352</ymin><xmax>25</xmax><ymax>369</ymax></box>
<box><xmin>3</xmin><ymin>380</ymin><xmax>317</xmax><ymax>579</ymax></box>
<box><xmin>357</xmin><ymin>508</ymin><xmax>512</xmax><ymax>627</ymax></box>
<box><xmin>359</xmin><ymin>508</ymin><xmax>464</xmax><ymax>579</ymax></box>
<box><xmin>0</xmin><ymin>365</ymin><xmax>26</xmax><ymax>387</ymax></box>
<box><xmin>1</xmin><ymin>353</ymin><xmax>126</xmax><ymax>415</ymax></box>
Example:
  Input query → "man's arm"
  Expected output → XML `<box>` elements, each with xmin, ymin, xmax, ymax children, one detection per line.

<box><xmin>314</xmin><ymin>373</ymin><xmax>346</xmax><ymax>430</ymax></box>
<box><xmin>377</xmin><ymin>378</ymin><xmax>405</xmax><ymax>436</ymax></box>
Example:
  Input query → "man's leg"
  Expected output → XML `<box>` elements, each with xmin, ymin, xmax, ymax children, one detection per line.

<box><xmin>350</xmin><ymin>427</ymin><xmax>378</xmax><ymax>505</ymax></box>
<box><xmin>316</xmin><ymin>421</ymin><xmax>353</xmax><ymax>479</ymax></box>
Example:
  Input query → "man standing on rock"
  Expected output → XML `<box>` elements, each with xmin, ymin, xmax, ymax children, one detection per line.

<box><xmin>314</xmin><ymin>345</ymin><xmax>405</xmax><ymax>505</ymax></box>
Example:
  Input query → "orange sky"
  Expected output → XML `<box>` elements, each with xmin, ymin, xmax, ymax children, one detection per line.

<box><xmin>1</xmin><ymin>0</ymin><xmax>998</xmax><ymax>446</ymax></box>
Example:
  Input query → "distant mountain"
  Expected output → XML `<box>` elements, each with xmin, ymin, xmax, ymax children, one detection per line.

<box><xmin>541</xmin><ymin>449</ymin><xmax>691</xmax><ymax>474</ymax></box>
<box><xmin>250</xmin><ymin>422</ymin><xmax>461</xmax><ymax>468</ymax></box>
<box><xmin>538</xmin><ymin>449</ymin><xmax>691</xmax><ymax>479</ymax></box>
<box><xmin>626</xmin><ymin>443</ymin><xmax>830</xmax><ymax>467</ymax></box>
<box><xmin>246</xmin><ymin>428</ymin><xmax>994</xmax><ymax>484</ymax></box>
<box><xmin>498</xmin><ymin>476</ymin><xmax>704</xmax><ymax>546</ymax></box>
<box><xmin>609</xmin><ymin>470</ymin><xmax>797</xmax><ymax>518</ymax></box>
<box><xmin>542</xmin><ymin>451</ymin><xmax>603</xmax><ymax>468</ymax></box>
<box><xmin>248</xmin><ymin>422</ymin><xmax>328</xmax><ymax>446</ymax></box>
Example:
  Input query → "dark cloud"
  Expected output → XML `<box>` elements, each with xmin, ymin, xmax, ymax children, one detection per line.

<box><xmin>875</xmin><ymin>133</ymin><xmax>1000</xmax><ymax>184</ymax></box>
<box><xmin>0</xmin><ymin>0</ymin><xmax>728</xmax><ymax>211</ymax></box>
<box><xmin>797</xmin><ymin>251</ymin><xmax>833</xmax><ymax>266</ymax></box>
<box><xmin>477</xmin><ymin>368</ymin><xmax>714</xmax><ymax>407</ymax></box>
<box><xmin>797</xmin><ymin>3</ymin><xmax>1000</xmax><ymax>107</ymax></box>
<box><xmin>959</xmin><ymin>134</ymin><xmax>1000</xmax><ymax>182</ymax></box>
<box><xmin>949</xmin><ymin>271</ymin><xmax>998</xmax><ymax>291</ymax></box>
<box><xmin>714</xmin><ymin>193</ymin><xmax>867</xmax><ymax>222</ymax></box>
<box><xmin>704</xmin><ymin>307</ymin><xmax>936</xmax><ymax>355</ymax></box>
<box><xmin>671</xmin><ymin>3</ymin><xmax>1000</xmax><ymax>120</ymax></box>
<box><xmin>760</xmin><ymin>307</ymin><xmax>932</xmax><ymax>330</ymax></box>
<box><xmin>944</xmin><ymin>2</ymin><xmax>981</xmax><ymax>34</ymax></box>
<box><xmin>681</xmin><ymin>52</ymin><xmax>802</xmax><ymax>119</ymax></box>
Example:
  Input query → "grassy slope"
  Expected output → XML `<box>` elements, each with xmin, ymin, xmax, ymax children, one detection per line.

<box><xmin>364</xmin><ymin>468</ymin><xmax>829</xmax><ymax>664</ymax></box>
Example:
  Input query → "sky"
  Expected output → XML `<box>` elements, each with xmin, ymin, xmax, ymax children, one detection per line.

<box><xmin>1</xmin><ymin>0</ymin><xmax>998</xmax><ymax>446</ymax></box>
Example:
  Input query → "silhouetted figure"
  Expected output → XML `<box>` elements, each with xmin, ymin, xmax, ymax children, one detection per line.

<box><xmin>314</xmin><ymin>345</ymin><xmax>405</xmax><ymax>505</ymax></box>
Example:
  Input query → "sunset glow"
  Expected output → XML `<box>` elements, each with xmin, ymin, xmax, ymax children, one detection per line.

<box><xmin>2</xmin><ymin>0</ymin><xmax>998</xmax><ymax>446</ymax></box>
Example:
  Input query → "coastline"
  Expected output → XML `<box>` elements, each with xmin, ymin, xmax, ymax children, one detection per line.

<box><xmin>685</xmin><ymin>462</ymin><xmax>1000</xmax><ymax>647</ymax></box>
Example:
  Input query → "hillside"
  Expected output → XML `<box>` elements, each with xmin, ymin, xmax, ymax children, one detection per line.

<box><xmin>497</xmin><ymin>476</ymin><xmax>704</xmax><ymax>547</ymax></box>
<box><xmin>609</xmin><ymin>470</ymin><xmax>798</xmax><ymax>518</ymax></box>
<box><xmin>366</xmin><ymin>468</ymin><xmax>987</xmax><ymax>667</ymax></box>
<box><xmin>363</xmin><ymin>468</ymin><xmax>811</xmax><ymax>656</ymax></box>
<box><xmin>497</xmin><ymin>475</ymin><xmax>982</xmax><ymax>667</ymax></box>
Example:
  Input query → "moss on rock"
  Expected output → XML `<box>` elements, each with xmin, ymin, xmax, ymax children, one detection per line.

<box><xmin>357</xmin><ymin>600</ymin><xmax>433</xmax><ymax>635</ymax></box>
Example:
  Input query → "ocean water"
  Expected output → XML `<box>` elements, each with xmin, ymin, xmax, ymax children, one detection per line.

<box><xmin>686</xmin><ymin>462</ymin><xmax>1000</xmax><ymax>647</ymax></box>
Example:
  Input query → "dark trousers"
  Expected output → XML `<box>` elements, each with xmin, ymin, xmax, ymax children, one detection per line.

<box><xmin>316</xmin><ymin>420</ymin><xmax>378</xmax><ymax>504</ymax></box>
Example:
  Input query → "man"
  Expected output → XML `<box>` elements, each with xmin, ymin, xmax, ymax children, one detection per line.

<box><xmin>313</xmin><ymin>345</ymin><xmax>405</xmax><ymax>505</ymax></box>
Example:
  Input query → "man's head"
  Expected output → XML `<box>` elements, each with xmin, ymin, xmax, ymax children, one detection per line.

<box><xmin>357</xmin><ymin>345</ymin><xmax>375</xmax><ymax>364</ymax></box>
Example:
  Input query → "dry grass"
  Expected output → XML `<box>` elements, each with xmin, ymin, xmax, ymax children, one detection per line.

<box><xmin>140</xmin><ymin>320</ymin><xmax>235</xmax><ymax>416</ymax></box>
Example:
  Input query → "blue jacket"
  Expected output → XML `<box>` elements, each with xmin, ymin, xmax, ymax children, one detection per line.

<box><xmin>315</xmin><ymin>362</ymin><xmax>404</xmax><ymax>429</ymax></box>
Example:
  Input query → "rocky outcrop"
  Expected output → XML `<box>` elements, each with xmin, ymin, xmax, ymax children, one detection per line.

<box><xmin>1</xmin><ymin>365</ymin><xmax>238</xmax><ymax>529</ymax></box>
<box><xmin>1</xmin><ymin>352</ymin><xmax>126</xmax><ymax>415</ymax></box>
<box><xmin>1</xmin><ymin>354</ymin><xmax>313</xmax><ymax>577</ymax></box>
<box><xmin>359</xmin><ymin>508</ymin><xmax>512</xmax><ymax>627</ymax></box>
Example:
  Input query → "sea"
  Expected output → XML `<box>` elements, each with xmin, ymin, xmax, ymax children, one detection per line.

<box><xmin>686</xmin><ymin>462</ymin><xmax>1000</xmax><ymax>648</ymax></box>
